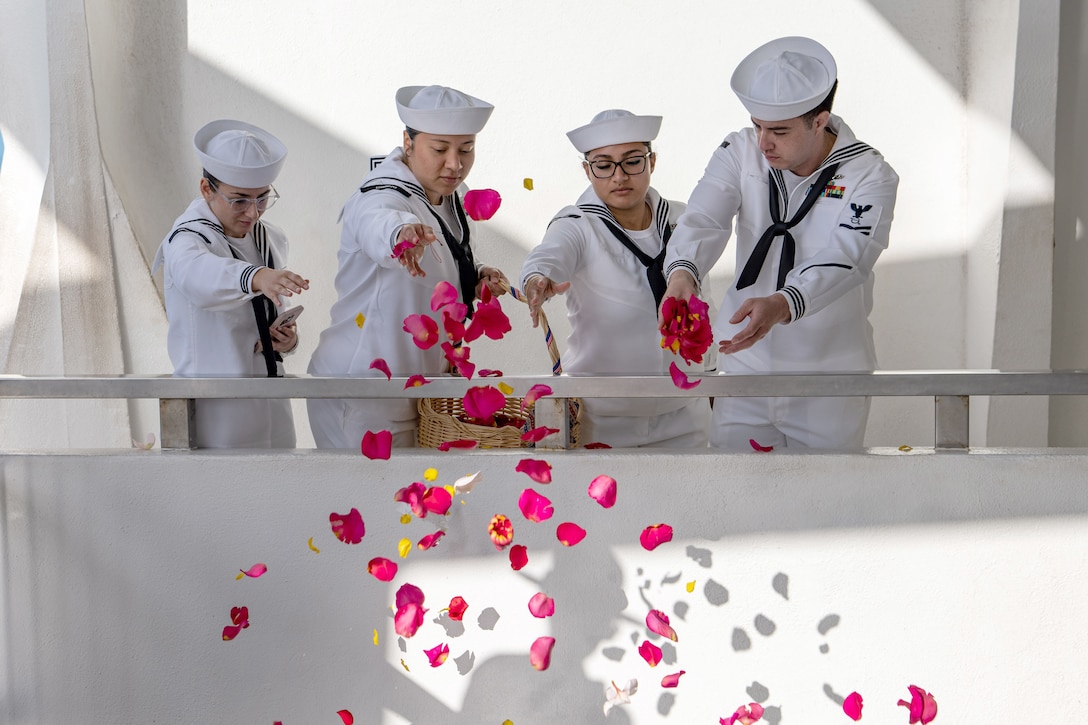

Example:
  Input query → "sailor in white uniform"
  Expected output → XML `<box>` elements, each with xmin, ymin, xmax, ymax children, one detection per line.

<box><xmin>521</xmin><ymin>110</ymin><xmax>710</xmax><ymax>448</ymax></box>
<box><xmin>153</xmin><ymin>120</ymin><xmax>309</xmax><ymax>448</ymax></box>
<box><xmin>308</xmin><ymin>85</ymin><xmax>506</xmax><ymax>449</ymax></box>
<box><xmin>662</xmin><ymin>37</ymin><xmax>899</xmax><ymax>450</ymax></box>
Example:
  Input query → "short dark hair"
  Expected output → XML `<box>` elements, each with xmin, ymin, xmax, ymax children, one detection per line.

<box><xmin>202</xmin><ymin>169</ymin><xmax>222</xmax><ymax>186</ymax></box>
<box><xmin>801</xmin><ymin>80</ymin><xmax>838</xmax><ymax>127</ymax></box>
<box><xmin>583</xmin><ymin>141</ymin><xmax>653</xmax><ymax>161</ymax></box>
<box><xmin>405</xmin><ymin>127</ymin><xmax>421</xmax><ymax>140</ymax></box>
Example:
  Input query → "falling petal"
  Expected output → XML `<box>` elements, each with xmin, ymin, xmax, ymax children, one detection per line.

<box><xmin>583</xmin><ymin>441</ymin><xmax>612</xmax><ymax>449</ymax></box>
<box><xmin>400</xmin><ymin>513</ymin><xmax>412</xmax><ymax>525</ymax></box>
<box><xmin>523</xmin><ymin>178</ymin><xmax>534</xmax><ymax>191</ymax></box>
<box><xmin>398</xmin><ymin>538</ymin><xmax>412</xmax><ymax>558</ymax></box>
<box><xmin>520</xmin><ymin>384</ymin><xmax>553</xmax><ymax>410</ymax></box>
<box><xmin>239</xmin><ymin>563</ymin><xmax>268</xmax><ymax>579</ymax></box>
<box><xmin>463</xmin><ymin>188</ymin><xmax>502</xmax><ymax>221</ymax></box>
<box><xmin>355</xmin><ymin>312</ymin><xmax>365</xmax><ymax>328</ymax></box>
<box><xmin>658</xmin><ymin>294</ymin><xmax>714</xmax><ymax>365</ymax></box>
<box><xmin>425</xmin><ymin>642</ymin><xmax>450</xmax><ymax>667</ymax></box>
<box><xmin>725</xmin><ymin>703</ymin><xmax>764</xmax><ymax>725</ymax></box>
<box><xmin>235</xmin><ymin>572</ymin><xmax>244</xmax><ymax>581</ymax></box>
<box><xmin>131</xmin><ymin>432</ymin><xmax>156</xmax><ymax>450</ymax></box>
<box><xmin>843</xmin><ymin>691</ymin><xmax>863</xmax><ymax>721</ymax></box>
<box><xmin>441</xmin><ymin>341</ymin><xmax>476</xmax><ymax>379</ymax></box>
<box><xmin>373</xmin><ymin>629</ymin><xmax>379</xmax><ymax>645</ymax></box>
<box><xmin>361</xmin><ymin>429</ymin><xmax>393</xmax><ymax>460</ymax></box>
<box><xmin>528</xmin><ymin>592</ymin><xmax>555</xmax><ymax>618</ymax></box>
<box><xmin>391</xmin><ymin>239</ymin><xmax>416</xmax><ymax>258</ymax></box>
<box><xmin>488</xmin><ymin>514</ymin><xmax>514</xmax><ymax>550</ymax></box>
<box><xmin>660</xmin><ymin>670</ymin><xmax>686</xmax><ymax>688</ymax></box>
<box><xmin>307</xmin><ymin>537</ymin><xmax>320</xmax><ymax>554</ymax></box>
<box><xmin>509</xmin><ymin>544</ymin><xmax>528</xmax><ymax>570</ymax></box>
<box><xmin>394</xmin><ymin>602</ymin><xmax>426</xmax><ymax>638</ymax></box>
<box><xmin>686</xmin><ymin>580</ymin><xmax>696</xmax><ymax>593</ymax></box>
<box><xmin>417</xmin><ymin>530</ymin><xmax>446</xmax><ymax>551</ymax></box>
<box><xmin>639</xmin><ymin>523</ymin><xmax>674</xmax><ymax>552</ymax></box>
<box><xmin>369</xmin><ymin>358</ymin><xmax>392</xmax><ymax>380</ymax></box>
<box><xmin>423</xmin><ymin>467</ymin><xmax>439</xmax><ymax>481</ymax></box>
<box><xmin>462</xmin><ymin>385</ymin><xmax>507</xmax><ymax>424</ymax></box>
<box><xmin>521</xmin><ymin>426</ymin><xmax>559</xmax><ymax>443</ymax></box>
<box><xmin>400</xmin><ymin>659</ymin><xmax>410</xmax><ymax>672</ymax></box>
<box><xmin>749</xmin><ymin>438</ymin><xmax>774</xmax><ymax>452</ymax></box>
<box><xmin>336</xmin><ymin>709</ymin><xmax>355</xmax><ymax>725</ymax></box>
<box><xmin>480</xmin><ymin>369</ymin><xmax>504</xmax><ymax>377</ymax></box>
<box><xmin>587</xmin><ymin>474</ymin><xmax>617</xmax><ymax>508</ymax></box>
<box><xmin>638</xmin><ymin>640</ymin><xmax>662</xmax><ymax>667</ymax></box>
<box><xmin>430</xmin><ymin>280</ymin><xmax>459</xmax><ymax>311</ymax></box>
<box><xmin>442</xmin><ymin>302</ymin><xmax>470</xmax><ymax>323</ymax></box>
<box><xmin>464</xmin><ymin>295</ymin><xmax>512</xmax><ymax>342</ymax></box>
<box><xmin>529</xmin><ymin>636</ymin><xmax>556</xmax><ymax>671</ymax></box>
<box><xmin>330</xmin><ymin>509</ymin><xmax>366</xmax><ymax>544</ymax></box>
<box><xmin>443</xmin><ymin>312</ymin><xmax>466</xmax><ymax>344</ymax></box>
<box><xmin>515</xmin><ymin>458</ymin><xmax>553</xmax><ymax>483</ymax></box>
<box><xmin>897</xmin><ymin>684</ymin><xmax>937</xmax><ymax>724</ymax></box>
<box><xmin>645</xmin><ymin>610</ymin><xmax>678</xmax><ymax>641</ymax></box>
<box><xmin>603</xmin><ymin>678</ymin><xmax>638</xmax><ymax>715</ymax></box>
<box><xmin>404</xmin><ymin>374</ymin><xmax>433</xmax><ymax>389</ymax></box>
<box><xmin>498</xmin><ymin>381</ymin><xmax>514</xmax><ymax>395</ymax></box>
<box><xmin>367</xmin><ymin>557</ymin><xmax>398</xmax><ymax>582</ymax></box>
<box><xmin>222</xmin><ymin>623</ymin><xmax>244</xmax><ymax>641</ymax></box>
<box><xmin>423</xmin><ymin>486</ymin><xmax>453</xmax><ymax>515</ymax></box>
<box><xmin>518</xmin><ymin>488</ymin><xmax>555</xmax><ymax>522</ymax></box>
<box><xmin>394</xmin><ymin>482</ymin><xmax>428</xmax><ymax>517</ymax></box>
<box><xmin>556</xmin><ymin>522</ymin><xmax>587</xmax><ymax>547</ymax></box>
<box><xmin>447</xmin><ymin>596</ymin><xmax>468</xmax><ymax>621</ymax></box>
<box><xmin>453</xmin><ymin>471</ymin><xmax>482</xmax><ymax>493</ymax></box>
<box><xmin>396</xmin><ymin>583</ymin><xmax>425</xmax><ymax>608</ymax></box>
<box><xmin>438</xmin><ymin>439</ymin><xmax>478</xmax><ymax>451</ymax></box>
<box><xmin>668</xmin><ymin>361</ymin><xmax>702</xmax><ymax>390</ymax></box>
<box><xmin>403</xmin><ymin>314</ymin><xmax>440</xmax><ymax>349</ymax></box>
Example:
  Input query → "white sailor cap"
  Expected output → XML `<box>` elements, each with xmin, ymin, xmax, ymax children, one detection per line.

<box><xmin>396</xmin><ymin>85</ymin><xmax>494</xmax><ymax>135</ymax></box>
<box><xmin>566</xmin><ymin>109</ymin><xmax>662</xmax><ymax>154</ymax></box>
<box><xmin>730</xmin><ymin>37</ymin><xmax>837</xmax><ymax>122</ymax></box>
<box><xmin>193</xmin><ymin>119</ymin><xmax>287</xmax><ymax>188</ymax></box>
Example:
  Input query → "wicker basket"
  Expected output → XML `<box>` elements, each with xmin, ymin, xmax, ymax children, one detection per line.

<box><xmin>417</xmin><ymin>289</ymin><xmax>580</xmax><ymax>449</ymax></box>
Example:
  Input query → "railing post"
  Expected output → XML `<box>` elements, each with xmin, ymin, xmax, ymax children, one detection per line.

<box><xmin>159</xmin><ymin>398</ymin><xmax>196</xmax><ymax>450</ymax></box>
<box><xmin>534</xmin><ymin>397</ymin><xmax>572</xmax><ymax>450</ymax></box>
<box><xmin>934</xmin><ymin>395</ymin><xmax>969</xmax><ymax>450</ymax></box>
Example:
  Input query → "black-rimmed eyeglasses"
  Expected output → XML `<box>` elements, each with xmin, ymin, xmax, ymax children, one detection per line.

<box><xmin>585</xmin><ymin>153</ymin><xmax>652</xmax><ymax>179</ymax></box>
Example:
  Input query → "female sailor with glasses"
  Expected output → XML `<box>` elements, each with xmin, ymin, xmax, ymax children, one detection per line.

<box><xmin>152</xmin><ymin>119</ymin><xmax>309</xmax><ymax>448</ymax></box>
<box><xmin>307</xmin><ymin>85</ymin><xmax>507</xmax><ymax>449</ymax></box>
<box><xmin>519</xmin><ymin>110</ymin><xmax>710</xmax><ymax>448</ymax></box>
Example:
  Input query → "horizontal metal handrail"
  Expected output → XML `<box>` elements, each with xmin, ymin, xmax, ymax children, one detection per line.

<box><xmin>1</xmin><ymin>370</ymin><xmax>1087</xmax><ymax>399</ymax></box>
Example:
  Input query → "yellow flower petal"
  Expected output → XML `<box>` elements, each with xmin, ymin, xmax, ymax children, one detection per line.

<box><xmin>423</xmin><ymin>467</ymin><xmax>438</xmax><ymax>481</ymax></box>
<box><xmin>355</xmin><ymin>312</ymin><xmax>366</xmax><ymax>328</ymax></box>
<box><xmin>685</xmin><ymin>580</ymin><xmax>696</xmax><ymax>593</ymax></box>
<box><xmin>398</xmin><ymin>538</ymin><xmax>412</xmax><ymax>558</ymax></box>
<box><xmin>400</xmin><ymin>658</ymin><xmax>410</xmax><ymax>672</ymax></box>
<box><xmin>898</xmin><ymin>444</ymin><xmax>913</xmax><ymax>452</ymax></box>
<box><xmin>444</xmin><ymin>484</ymin><xmax>455</xmax><ymax>496</ymax></box>
<box><xmin>400</xmin><ymin>513</ymin><xmax>412</xmax><ymax>525</ymax></box>
<box><xmin>235</xmin><ymin>572</ymin><xmax>245</xmax><ymax>581</ymax></box>
<box><xmin>522</xmin><ymin>178</ymin><xmax>533</xmax><ymax>191</ymax></box>
<box><xmin>373</xmin><ymin>629</ymin><xmax>379</xmax><ymax>646</ymax></box>
<box><xmin>498</xmin><ymin>382</ymin><xmax>514</xmax><ymax>395</ymax></box>
<box><xmin>307</xmin><ymin>537</ymin><xmax>321</xmax><ymax>554</ymax></box>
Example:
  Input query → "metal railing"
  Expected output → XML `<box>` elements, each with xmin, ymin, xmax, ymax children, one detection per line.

<box><xmin>2</xmin><ymin>370</ymin><xmax>1086</xmax><ymax>450</ymax></box>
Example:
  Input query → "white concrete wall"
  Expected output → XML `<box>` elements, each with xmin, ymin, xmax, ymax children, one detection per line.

<box><xmin>2</xmin><ymin>448</ymin><xmax>1087</xmax><ymax>723</ymax></box>
<box><xmin>1</xmin><ymin>0</ymin><xmax>1077</xmax><ymax>448</ymax></box>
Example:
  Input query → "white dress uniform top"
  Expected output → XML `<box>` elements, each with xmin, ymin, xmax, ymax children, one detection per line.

<box><xmin>307</xmin><ymin>85</ymin><xmax>494</xmax><ymax>449</ymax></box>
<box><xmin>664</xmin><ymin>37</ymin><xmax>899</xmax><ymax>449</ymax></box>
<box><xmin>152</xmin><ymin>120</ymin><xmax>296</xmax><ymax>448</ymax></box>
<box><xmin>521</xmin><ymin>109</ymin><xmax>709</xmax><ymax>448</ymax></box>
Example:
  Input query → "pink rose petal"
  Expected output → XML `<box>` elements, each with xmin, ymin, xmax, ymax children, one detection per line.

<box><xmin>438</xmin><ymin>439</ymin><xmax>478</xmax><ymax>451</ymax></box>
<box><xmin>529</xmin><ymin>635</ymin><xmax>556</xmax><ymax>671</ymax></box>
<box><xmin>583</xmin><ymin>441</ymin><xmax>612</xmax><ymax>449</ymax></box>
<box><xmin>404</xmin><ymin>374</ymin><xmax>432</xmax><ymax>389</ymax></box>
<box><xmin>660</xmin><ymin>670</ymin><xmax>685</xmax><ymax>688</ymax></box>
<box><xmin>669</xmin><ymin>361</ymin><xmax>702</xmax><ymax>390</ymax></box>
<box><xmin>430</xmin><ymin>280</ymin><xmax>459</xmax><ymax>311</ymax></box>
<box><xmin>521</xmin><ymin>426</ymin><xmax>559</xmax><ymax>443</ymax></box>
<box><xmin>394</xmin><ymin>482</ymin><xmax>428</xmax><ymax>518</ymax></box>
<box><xmin>515</xmin><ymin>458</ymin><xmax>553</xmax><ymax>483</ymax></box>
<box><xmin>367</xmin><ymin>557</ymin><xmax>398</xmax><ymax>582</ymax></box>
<box><xmin>723</xmin><ymin>703</ymin><xmax>764</xmax><ymax>725</ymax></box>
<box><xmin>464</xmin><ymin>294</ymin><xmax>512</xmax><ymax>343</ymax></box>
<box><xmin>239</xmin><ymin>563</ymin><xmax>267</xmax><ymax>578</ymax></box>
<box><xmin>391</xmin><ymin>240</ymin><xmax>415</xmax><ymax>258</ymax></box>
<box><xmin>638</xmin><ymin>640</ymin><xmax>662</xmax><ymax>667</ymax></box>
<box><xmin>441</xmin><ymin>341</ymin><xmax>476</xmax><ymax>379</ymax></box>
<box><xmin>369</xmin><ymin>358</ymin><xmax>392</xmax><ymax>380</ymax></box>
<box><xmin>479</xmin><ymin>369</ymin><xmax>503</xmax><ymax>377</ymax></box>
<box><xmin>646</xmin><ymin>609</ymin><xmax>678</xmax><ymax>641</ymax></box>
<box><xmin>330</xmin><ymin>508</ymin><xmax>365</xmax><ymax>544</ymax></box>
<box><xmin>749</xmin><ymin>438</ymin><xmax>774</xmax><ymax>452</ymax></box>
<box><xmin>527</xmin><ymin>591</ymin><xmax>555</xmax><ymax>618</ymax></box>
<box><xmin>843</xmin><ymin>691</ymin><xmax>863</xmax><ymax>721</ymax></box>
<box><xmin>396</xmin><ymin>583</ymin><xmax>424</xmax><ymax>608</ymax></box>
<box><xmin>337</xmin><ymin>710</ymin><xmax>354</xmax><ymax>725</ymax></box>
<box><xmin>425</xmin><ymin>642</ymin><xmax>450</xmax><ymax>667</ymax></box>
<box><xmin>422</xmin><ymin>486</ymin><xmax>452</xmax><ymax>515</ymax></box>
<box><xmin>556</xmin><ymin>522</ymin><xmax>586</xmax><ymax>547</ymax></box>
<box><xmin>463</xmin><ymin>385</ymin><xmax>507</xmax><ymax>423</ymax></box>
<box><xmin>639</xmin><ymin>523</ymin><xmax>674</xmax><ymax>552</ymax></box>
<box><xmin>463</xmin><ymin>188</ymin><xmax>502</xmax><ymax>221</ymax></box>
<box><xmin>509</xmin><ymin>544</ymin><xmax>528</xmax><ymax>571</ymax></box>
<box><xmin>520</xmin><ymin>383</ymin><xmax>553</xmax><ymax>410</ymax></box>
<box><xmin>403</xmin><ymin>314</ymin><xmax>440</xmax><ymax>349</ymax></box>
<box><xmin>518</xmin><ymin>488</ymin><xmax>554</xmax><ymax>522</ymax></box>
<box><xmin>394</xmin><ymin>602</ymin><xmax>426</xmax><ymax>638</ymax></box>
<box><xmin>898</xmin><ymin>684</ymin><xmax>937</xmax><ymax>724</ymax></box>
<box><xmin>587</xmin><ymin>474</ymin><xmax>617</xmax><ymax>508</ymax></box>
<box><xmin>361</xmin><ymin>429</ymin><xmax>392</xmax><ymax>460</ymax></box>
<box><xmin>416</xmin><ymin>530</ymin><xmax>446</xmax><ymax>551</ymax></box>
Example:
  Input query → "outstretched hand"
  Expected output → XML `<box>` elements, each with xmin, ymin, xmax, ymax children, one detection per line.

<box><xmin>395</xmin><ymin>223</ymin><xmax>439</xmax><ymax>277</ymax></box>
<box><xmin>252</xmin><ymin>267</ymin><xmax>309</xmax><ymax>306</ymax></box>
<box><xmin>718</xmin><ymin>293</ymin><xmax>791</xmax><ymax>355</ymax></box>
<box><xmin>525</xmin><ymin>275</ymin><xmax>571</xmax><ymax>328</ymax></box>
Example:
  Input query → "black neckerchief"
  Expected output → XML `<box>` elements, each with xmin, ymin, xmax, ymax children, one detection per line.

<box><xmin>736</xmin><ymin>163</ymin><xmax>840</xmax><ymax>291</ymax></box>
<box><xmin>577</xmin><ymin>197</ymin><xmax>672</xmax><ymax>311</ymax></box>
<box><xmin>360</xmin><ymin>176</ymin><xmax>478</xmax><ymax>316</ymax></box>
<box><xmin>171</xmin><ymin>217</ymin><xmax>280</xmax><ymax>376</ymax></box>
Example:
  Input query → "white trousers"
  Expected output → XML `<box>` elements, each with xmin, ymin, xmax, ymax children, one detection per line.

<box><xmin>307</xmin><ymin>398</ymin><xmax>417</xmax><ymax>450</ymax></box>
<box><xmin>709</xmin><ymin>395</ymin><xmax>870</xmax><ymax>451</ymax></box>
